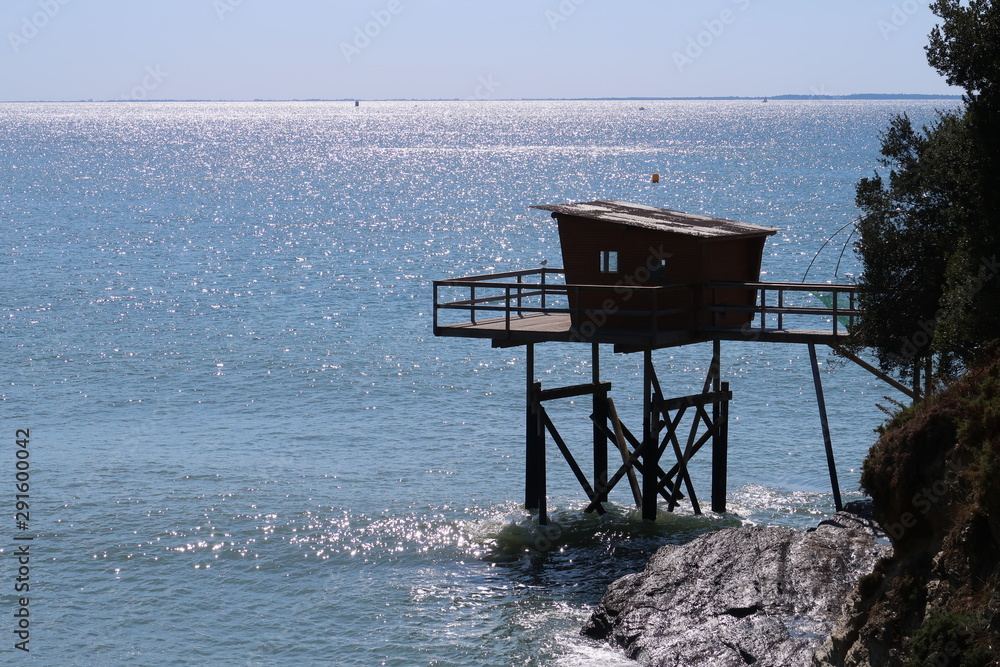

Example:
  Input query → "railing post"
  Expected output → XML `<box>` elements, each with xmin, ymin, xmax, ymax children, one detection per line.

<box><xmin>761</xmin><ymin>288</ymin><xmax>767</xmax><ymax>329</ymax></box>
<box><xmin>433</xmin><ymin>282</ymin><xmax>439</xmax><ymax>331</ymax></box>
<box><xmin>541</xmin><ymin>270</ymin><xmax>547</xmax><ymax>310</ymax></box>
<box><xmin>777</xmin><ymin>288</ymin><xmax>783</xmax><ymax>330</ymax></box>
<box><xmin>849</xmin><ymin>288</ymin><xmax>856</xmax><ymax>329</ymax></box>
<box><xmin>505</xmin><ymin>286</ymin><xmax>511</xmax><ymax>332</ymax></box>
<box><xmin>832</xmin><ymin>290</ymin><xmax>839</xmax><ymax>336</ymax></box>
<box><xmin>470</xmin><ymin>285</ymin><xmax>477</xmax><ymax>325</ymax></box>
<box><xmin>516</xmin><ymin>274</ymin><xmax>523</xmax><ymax>317</ymax></box>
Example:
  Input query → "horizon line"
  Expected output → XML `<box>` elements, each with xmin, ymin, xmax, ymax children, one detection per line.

<box><xmin>0</xmin><ymin>93</ymin><xmax>963</xmax><ymax>104</ymax></box>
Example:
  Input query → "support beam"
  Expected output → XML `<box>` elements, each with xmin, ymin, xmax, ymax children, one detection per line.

<box><xmin>607</xmin><ymin>397</ymin><xmax>642</xmax><ymax>507</ymax></box>
<box><xmin>835</xmin><ymin>348</ymin><xmax>917</xmax><ymax>400</ymax></box>
<box><xmin>542</xmin><ymin>411</ymin><xmax>606</xmax><ymax>515</ymax></box>
<box><xmin>809</xmin><ymin>344</ymin><xmax>843</xmax><ymax>512</ymax></box>
<box><xmin>538</xmin><ymin>382</ymin><xmax>612</xmax><ymax>402</ymax></box>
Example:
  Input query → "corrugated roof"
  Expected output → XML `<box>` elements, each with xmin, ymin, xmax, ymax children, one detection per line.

<box><xmin>532</xmin><ymin>200</ymin><xmax>779</xmax><ymax>239</ymax></box>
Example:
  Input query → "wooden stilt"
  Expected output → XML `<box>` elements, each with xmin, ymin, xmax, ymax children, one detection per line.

<box><xmin>712</xmin><ymin>381</ymin><xmax>729</xmax><ymax>513</ymax></box>
<box><xmin>809</xmin><ymin>344</ymin><xmax>843</xmax><ymax>512</ymax></box>
<box><xmin>642</xmin><ymin>349</ymin><xmax>660</xmax><ymax>521</ymax></box>
<box><xmin>525</xmin><ymin>343</ymin><xmax>536</xmax><ymax>508</ymax></box>
<box><xmin>592</xmin><ymin>343</ymin><xmax>608</xmax><ymax>503</ymax></box>
<box><xmin>525</xmin><ymin>344</ymin><xmax>547</xmax><ymax>523</ymax></box>
<box><xmin>534</xmin><ymin>381</ymin><xmax>547</xmax><ymax>525</ymax></box>
<box><xmin>711</xmin><ymin>340</ymin><xmax>727</xmax><ymax>513</ymax></box>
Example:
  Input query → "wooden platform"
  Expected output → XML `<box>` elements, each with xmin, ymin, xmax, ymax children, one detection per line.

<box><xmin>433</xmin><ymin>270</ymin><xmax>858</xmax><ymax>350</ymax></box>
<box><xmin>435</xmin><ymin>313</ymin><xmax>849</xmax><ymax>349</ymax></box>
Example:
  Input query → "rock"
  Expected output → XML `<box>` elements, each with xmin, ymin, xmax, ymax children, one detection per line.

<box><xmin>813</xmin><ymin>358</ymin><xmax>1000</xmax><ymax>666</ymax></box>
<box><xmin>583</xmin><ymin>507</ymin><xmax>890</xmax><ymax>666</ymax></box>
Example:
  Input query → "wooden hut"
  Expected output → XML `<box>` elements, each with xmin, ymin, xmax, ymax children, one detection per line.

<box><xmin>532</xmin><ymin>200</ymin><xmax>778</xmax><ymax>331</ymax></box>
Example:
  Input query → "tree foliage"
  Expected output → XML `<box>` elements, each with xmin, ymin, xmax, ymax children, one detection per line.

<box><xmin>851</xmin><ymin>0</ymin><xmax>1000</xmax><ymax>380</ymax></box>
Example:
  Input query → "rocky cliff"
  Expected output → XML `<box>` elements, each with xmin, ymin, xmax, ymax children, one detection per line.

<box><xmin>583</xmin><ymin>503</ymin><xmax>889</xmax><ymax>666</ymax></box>
<box><xmin>814</xmin><ymin>355</ymin><xmax>1000</xmax><ymax>666</ymax></box>
<box><xmin>585</xmin><ymin>353</ymin><xmax>1000</xmax><ymax>665</ymax></box>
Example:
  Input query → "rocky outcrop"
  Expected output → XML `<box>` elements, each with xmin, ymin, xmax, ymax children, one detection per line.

<box><xmin>813</xmin><ymin>356</ymin><xmax>1000</xmax><ymax>667</ymax></box>
<box><xmin>583</xmin><ymin>502</ymin><xmax>889</xmax><ymax>666</ymax></box>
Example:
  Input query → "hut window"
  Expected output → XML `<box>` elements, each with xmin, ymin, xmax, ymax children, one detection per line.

<box><xmin>599</xmin><ymin>251</ymin><xmax>618</xmax><ymax>274</ymax></box>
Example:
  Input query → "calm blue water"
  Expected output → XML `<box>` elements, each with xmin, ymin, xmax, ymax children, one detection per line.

<box><xmin>1</xmin><ymin>100</ymin><xmax>951</xmax><ymax>665</ymax></box>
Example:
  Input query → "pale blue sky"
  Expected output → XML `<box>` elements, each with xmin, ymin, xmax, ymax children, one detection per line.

<box><xmin>1</xmin><ymin>0</ymin><xmax>959</xmax><ymax>101</ymax></box>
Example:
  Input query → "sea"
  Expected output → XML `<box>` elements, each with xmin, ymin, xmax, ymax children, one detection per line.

<box><xmin>0</xmin><ymin>99</ymin><xmax>954</xmax><ymax>665</ymax></box>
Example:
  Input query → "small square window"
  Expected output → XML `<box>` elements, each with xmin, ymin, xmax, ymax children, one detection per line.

<box><xmin>600</xmin><ymin>251</ymin><xmax>618</xmax><ymax>274</ymax></box>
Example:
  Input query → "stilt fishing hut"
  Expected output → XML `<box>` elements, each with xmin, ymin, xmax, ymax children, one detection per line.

<box><xmin>536</xmin><ymin>200</ymin><xmax>776</xmax><ymax>331</ymax></box>
<box><xmin>434</xmin><ymin>200</ymin><xmax>903</xmax><ymax>524</ymax></box>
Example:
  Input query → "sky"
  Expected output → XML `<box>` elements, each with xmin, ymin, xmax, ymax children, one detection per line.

<box><xmin>1</xmin><ymin>0</ymin><xmax>961</xmax><ymax>102</ymax></box>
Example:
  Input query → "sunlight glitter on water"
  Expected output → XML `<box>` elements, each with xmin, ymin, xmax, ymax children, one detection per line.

<box><xmin>0</xmin><ymin>99</ymin><xmax>956</xmax><ymax>664</ymax></box>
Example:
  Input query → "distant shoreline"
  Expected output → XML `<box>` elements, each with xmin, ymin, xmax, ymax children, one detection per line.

<box><xmin>0</xmin><ymin>94</ymin><xmax>962</xmax><ymax>104</ymax></box>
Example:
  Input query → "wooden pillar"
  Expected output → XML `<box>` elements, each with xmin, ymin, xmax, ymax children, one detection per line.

<box><xmin>809</xmin><ymin>344</ymin><xmax>843</xmax><ymax>512</ymax></box>
<box><xmin>525</xmin><ymin>344</ymin><xmax>547</xmax><ymax>523</ymax></box>
<box><xmin>641</xmin><ymin>349</ymin><xmax>659</xmax><ymax>521</ymax></box>
<box><xmin>711</xmin><ymin>381</ymin><xmax>730</xmax><ymax>513</ymax></box>
<box><xmin>592</xmin><ymin>343</ymin><xmax>609</xmax><ymax>503</ymax></box>
<box><xmin>712</xmin><ymin>339</ymin><xmax>728</xmax><ymax>513</ymax></box>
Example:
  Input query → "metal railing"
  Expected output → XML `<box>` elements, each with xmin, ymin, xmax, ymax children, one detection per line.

<box><xmin>434</xmin><ymin>269</ymin><xmax>860</xmax><ymax>338</ymax></box>
<box><xmin>433</xmin><ymin>268</ymin><xmax>694</xmax><ymax>338</ymax></box>
<box><xmin>706</xmin><ymin>282</ymin><xmax>859</xmax><ymax>335</ymax></box>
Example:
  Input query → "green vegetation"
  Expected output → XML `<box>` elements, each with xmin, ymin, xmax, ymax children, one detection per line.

<box><xmin>903</xmin><ymin>611</ymin><xmax>991</xmax><ymax>667</ymax></box>
<box><xmin>849</xmin><ymin>0</ymin><xmax>1000</xmax><ymax>383</ymax></box>
<box><xmin>844</xmin><ymin>351</ymin><xmax>1000</xmax><ymax>665</ymax></box>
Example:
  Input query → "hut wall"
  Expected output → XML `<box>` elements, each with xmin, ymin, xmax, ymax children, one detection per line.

<box><xmin>555</xmin><ymin>215</ymin><xmax>768</xmax><ymax>332</ymax></box>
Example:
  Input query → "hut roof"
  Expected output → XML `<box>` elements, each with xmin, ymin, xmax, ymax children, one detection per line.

<box><xmin>532</xmin><ymin>200</ymin><xmax>779</xmax><ymax>240</ymax></box>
